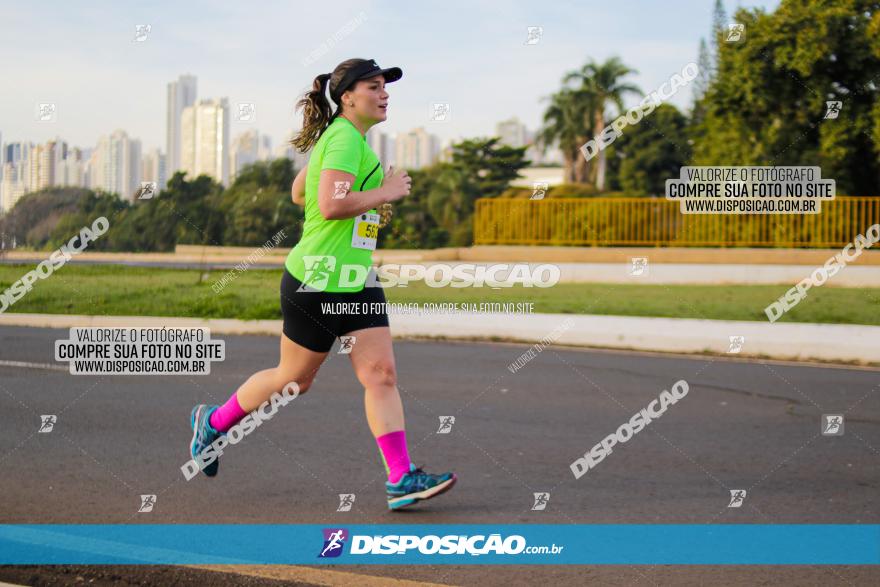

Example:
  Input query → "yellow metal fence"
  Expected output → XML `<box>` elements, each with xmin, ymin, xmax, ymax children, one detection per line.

<box><xmin>474</xmin><ymin>197</ymin><xmax>880</xmax><ymax>247</ymax></box>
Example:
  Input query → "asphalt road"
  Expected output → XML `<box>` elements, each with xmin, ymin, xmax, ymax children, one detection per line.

<box><xmin>0</xmin><ymin>325</ymin><xmax>877</xmax><ymax>586</ymax></box>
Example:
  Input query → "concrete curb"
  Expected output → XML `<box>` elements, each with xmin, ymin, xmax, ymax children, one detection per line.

<box><xmin>2</xmin><ymin>312</ymin><xmax>878</xmax><ymax>364</ymax></box>
<box><xmin>5</xmin><ymin>245</ymin><xmax>880</xmax><ymax>266</ymax></box>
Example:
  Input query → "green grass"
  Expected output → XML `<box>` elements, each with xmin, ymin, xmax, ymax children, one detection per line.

<box><xmin>1</xmin><ymin>264</ymin><xmax>879</xmax><ymax>325</ymax></box>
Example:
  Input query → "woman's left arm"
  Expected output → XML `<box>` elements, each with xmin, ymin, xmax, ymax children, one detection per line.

<box><xmin>291</xmin><ymin>164</ymin><xmax>308</xmax><ymax>206</ymax></box>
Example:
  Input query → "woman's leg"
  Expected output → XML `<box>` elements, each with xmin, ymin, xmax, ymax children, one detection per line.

<box><xmin>189</xmin><ymin>331</ymin><xmax>328</xmax><ymax>478</ymax></box>
<box><xmin>346</xmin><ymin>324</ymin><xmax>457</xmax><ymax>509</ymax></box>
<box><xmin>345</xmin><ymin>326</ymin><xmax>411</xmax><ymax>482</ymax></box>
<box><xmin>346</xmin><ymin>326</ymin><xmax>403</xmax><ymax>435</ymax></box>
<box><xmin>239</xmin><ymin>333</ymin><xmax>329</xmax><ymax>410</ymax></box>
<box><xmin>209</xmin><ymin>334</ymin><xmax>328</xmax><ymax>432</ymax></box>
<box><xmin>210</xmin><ymin>268</ymin><xmax>335</xmax><ymax>432</ymax></box>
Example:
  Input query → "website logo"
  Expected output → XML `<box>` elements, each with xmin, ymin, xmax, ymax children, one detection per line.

<box><xmin>437</xmin><ymin>416</ymin><xmax>455</xmax><ymax>434</ymax></box>
<box><xmin>319</xmin><ymin>528</ymin><xmax>348</xmax><ymax>558</ymax></box>
<box><xmin>336</xmin><ymin>494</ymin><xmax>356</xmax><ymax>512</ymax></box>
<box><xmin>728</xmin><ymin>489</ymin><xmax>747</xmax><ymax>508</ymax></box>
<box><xmin>726</xmin><ymin>23</ymin><xmax>745</xmax><ymax>43</ymax></box>
<box><xmin>824</xmin><ymin>101</ymin><xmax>842</xmax><ymax>120</ymax></box>
<box><xmin>727</xmin><ymin>335</ymin><xmax>745</xmax><ymax>354</ymax></box>
<box><xmin>38</xmin><ymin>414</ymin><xmax>57</xmax><ymax>433</ymax></box>
<box><xmin>299</xmin><ymin>256</ymin><xmax>336</xmax><ymax>292</ymax></box>
<box><xmin>821</xmin><ymin>414</ymin><xmax>844</xmax><ymax>436</ymax></box>
<box><xmin>138</xmin><ymin>494</ymin><xmax>157</xmax><ymax>513</ymax></box>
<box><xmin>337</xmin><ymin>336</ymin><xmax>356</xmax><ymax>354</ymax></box>
<box><xmin>333</xmin><ymin>181</ymin><xmax>351</xmax><ymax>199</ymax></box>
<box><xmin>531</xmin><ymin>492</ymin><xmax>550</xmax><ymax>511</ymax></box>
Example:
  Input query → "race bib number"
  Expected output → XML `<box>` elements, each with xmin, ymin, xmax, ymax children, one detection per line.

<box><xmin>352</xmin><ymin>212</ymin><xmax>380</xmax><ymax>250</ymax></box>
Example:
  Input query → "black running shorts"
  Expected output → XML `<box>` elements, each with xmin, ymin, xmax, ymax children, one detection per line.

<box><xmin>280</xmin><ymin>268</ymin><xmax>390</xmax><ymax>353</ymax></box>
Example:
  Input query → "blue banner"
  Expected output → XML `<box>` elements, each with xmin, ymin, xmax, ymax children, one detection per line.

<box><xmin>0</xmin><ymin>524</ymin><xmax>877</xmax><ymax>565</ymax></box>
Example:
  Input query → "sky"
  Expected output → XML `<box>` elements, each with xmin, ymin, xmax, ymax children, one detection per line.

<box><xmin>0</xmin><ymin>0</ymin><xmax>781</xmax><ymax>153</ymax></box>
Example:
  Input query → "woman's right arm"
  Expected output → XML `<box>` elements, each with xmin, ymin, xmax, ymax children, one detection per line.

<box><xmin>317</xmin><ymin>166</ymin><xmax>411</xmax><ymax>220</ymax></box>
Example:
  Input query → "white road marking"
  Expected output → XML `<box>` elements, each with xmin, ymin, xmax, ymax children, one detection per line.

<box><xmin>0</xmin><ymin>360</ymin><xmax>67</xmax><ymax>372</ymax></box>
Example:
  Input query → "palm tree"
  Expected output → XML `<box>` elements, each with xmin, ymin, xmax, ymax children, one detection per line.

<box><xmin>538</xmin><ymin>87</ymin><xmax>595</xmax><ymax>183</ymax></box>
<box><xmin>564</xmin><ymin>57</ymin><xmax>641</xmax><ymax>190</ymax></box>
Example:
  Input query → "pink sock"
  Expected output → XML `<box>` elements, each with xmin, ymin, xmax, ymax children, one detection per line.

<box><xmin>209</xmin><ymin>393</ymin><xmax>247</xmax><ymax>433</ymax></box>
<box><xmin>376</xmin><ymin>430</ymin><xmax>412</xmax><ymax>483</ymax></box>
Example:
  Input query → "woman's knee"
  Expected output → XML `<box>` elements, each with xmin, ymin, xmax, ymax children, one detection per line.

<box><xmin>357</xmin><ymin>358</ymin><xmax>397</xmax><ymax>390</ymax></box>
<box><xmin>275</xmin><ymin>369</ymin><xmax>315</xmax><ymax>395</ymax></box>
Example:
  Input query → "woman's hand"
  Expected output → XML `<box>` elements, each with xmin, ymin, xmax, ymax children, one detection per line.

<box><xmin>380</xmin><ymin>166</ymin><xmax>411</xmax><ymax>203</ymax></box>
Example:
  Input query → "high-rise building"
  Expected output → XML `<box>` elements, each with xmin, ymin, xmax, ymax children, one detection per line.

<box><xmin>1</xmin><ymin>162</ymin><xmax>27</xmax><ymax>213</ymax></box>
<box><xmin>496</xmin><ymin>117</ymin><xmax>561</xmax><ymax>165</ymax></box>
<box><xmin>142</xmin><ymin>148</ymin><xmax>167</xmax><ymax>190</ymax></box>
<box><xmin>0</xmin><ymin>137</ymin><xmax>78</xmax><ymax>197</ymax></box>
<box><xmin>367</xmin><ymin>128</ymin><xmax>391</xmax><ymax>165</ymax></box>
<box><xmin>57</xmin><ymin>147</ymin><xmax>85</xmax><ymax>188</ymax></box>
<box><xmin>258</xmin><ymin>134</ymin><xmax>272</xmax><ymax>161</ymax></box>
<box><xmin>229</xmin><ymin>129</ymin><xmax>273</xmax><ymax>182</ymax></box>
<box><xmin>166</xmin><ymin>74</ymin><xmax>198</xmax><ymax>175</ymax></box>
<box><xmin>274</xmin><ymin>131</ymin><xmax>310</xmax><ymax>171</ymax></box>
<box><xmin>90</xmin><ymin>130</ymin><xmax>143</xmax><ymax>200</ymax></box>
<box><xmin>4</xmin><ymin>142</ymin><xmax>29</xmax><ymax>167</ymax></box>
<box><xmin>394</xmin><ymin>128</ymin><xmax>439</xmax><ymax>170</ymax></box>
<box><xmin>27</xmin><ymin>141</ymin><xmax>57</xmax><ymax>191</ymax></box>
<box><xmin>0</xmin><ymin>141</ymin><xmax>30</xmax><ymax>213</ymax></box>
<box><xmin>496</xmin><ymin>117</ymin><xmax>528</xmax><ymax>148</ymax></box>
<box><xmin>181</xmin><ymin>98</ymin><xmax>230</xmax><ymax>185</ymax></box>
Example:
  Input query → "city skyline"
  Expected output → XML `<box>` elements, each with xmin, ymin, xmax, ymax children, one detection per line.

<box><xmin>1</xmin><ymin>0</ymin><xmax>780</xmax><ymax>153</ymax></box>
<box><xmin>0</xmin><ymin>96</ymin><xmax>550</xmax><ymax>212</ymax></box>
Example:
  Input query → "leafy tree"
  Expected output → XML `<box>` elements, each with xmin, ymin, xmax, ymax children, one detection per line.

<box><xmin>712</xmin><ymin>0</ymin><xmax>728</xmax><ymax>64</ymax></box>
<box><xmin>606</xmin><ymin>104</ymin><xmax>692</xmax><ymax>196</ymax></box>
<box><xmin>693</xmin><ymin>37</ymin><xmax>713</xmax><ymax>114</ymax></box>
<box><xmin>538</xmin><ymin>88</ymin><xmax>595</xmax><ymax>183</ymax></box>
<box><xmin>103</xmin><ymin>171</ymin><xmax>224</xmax><ymax>251</ymax></box>
<box><xmin>160</xmin><ymin>171</ymin><xmax>226</xmax><ymax>246</ymax></box>
<box><xmin>46</xmin><ymin>191</ymin><xmax>128</xmax><ymax>251</ymax></box>
<box><xmin>378</xmin><ymin>166</ymin><xmax>448</xmax><ymax>249</ymax></box>
<box><xmin>0</xmin><ymin>187</ymin><xmax>105</xmax><ymax>249</ymax></box>
<box><xmin>693</xmin><ymin>0</ymin><xmax>880</xmax><ymax>195</ymax></box>
<box><xmin>541</xmin><ymin>57</ymin><xmax>641</xmax><ymax>189</ymax></box>
<box><xmin>221</xmin><ymin>159</ymin><xmax>302</xmax><ymax>247</ymax></box>
<box><xmin>418</xmin><ymin>138</ymin><xmax>528</xmax><ymax>246</ymax></box>
<box><xmin>563</xmin><ymin>57</ymin><xmax>641</xmax><ymax>190</ymax></box>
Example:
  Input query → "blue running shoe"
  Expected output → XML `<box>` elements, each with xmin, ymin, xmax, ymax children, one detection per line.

<box><xmin>386</xmin><ymin>463</ymin><xmax>456</xmax><ymax>510</ymax></box>
<box><xmin>189</xmin><ymin>404</ymin><xmax>222</xmax><ymax>477</ymax></box>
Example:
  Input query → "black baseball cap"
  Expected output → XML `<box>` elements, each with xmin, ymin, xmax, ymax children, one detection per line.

<box><xmin>329</xmin><ymin>59</ymin><xmax>402</xmax><ymax>104</ymax></box>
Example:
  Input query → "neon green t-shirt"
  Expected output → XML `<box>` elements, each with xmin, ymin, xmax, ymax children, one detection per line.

<box><xmin>285</xmin><ymin>116</ymin><xmax>385</xmax><ymax>292</ymax></box>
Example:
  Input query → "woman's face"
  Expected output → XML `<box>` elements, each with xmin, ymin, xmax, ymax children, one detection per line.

<box><xmin>342</xmin><ymin>74</ymin><xmax>389</xmax><ymax>124</ymax></box>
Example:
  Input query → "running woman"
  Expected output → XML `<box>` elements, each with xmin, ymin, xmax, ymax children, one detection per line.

<box><xmin>189</xmin><ymin>58</ymin><xmax>456</xmax><ymax>510</ymax></box>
